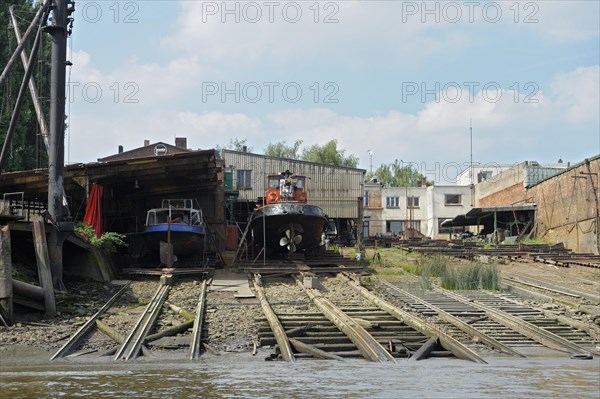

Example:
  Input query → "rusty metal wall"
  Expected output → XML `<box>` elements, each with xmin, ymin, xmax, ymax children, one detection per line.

<box><xmin>222</xmin><ymin>150</ymin><xmax>365</xmax><ymax>218</ymax></box>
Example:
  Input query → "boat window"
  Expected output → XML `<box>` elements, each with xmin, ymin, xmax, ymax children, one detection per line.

<box><xmin>268</xmin><ymin>176</ymin><xmax>280</xmax><ymax>188</ymax></box>
<box><xmin>295</xmin><ymin>177</ymin><xmax>305</xmax><ymax>189</ymax></box>
<box><xmin>190</xmin><ymin>211</ymin><xmax>201</xmax><ymax>225</ymax></box>
<box><xmin>147</xmin><ymin>211</ymin><xmax>156</xmax><ymax>225</ymax></box>
<box><xmin>156</xmin><ymin>212</ymin><xmax>168</xmax><ymax>224</ymax></box>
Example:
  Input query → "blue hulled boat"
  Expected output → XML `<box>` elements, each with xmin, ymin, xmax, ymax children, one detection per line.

<box><xmin>143</xmin><ymin>199</ymin><xmax>205</xmax><ymax>259</ymax></box>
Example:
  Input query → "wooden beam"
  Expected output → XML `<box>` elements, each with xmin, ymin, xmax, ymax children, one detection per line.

<box><xmin>32</xmin><ymin>221</ymin><xmax>56</xmax><ymax>316</ymax></box>
<box><xmin>0</xmin><ymin>225</ymin><xmax>13</xmax><ymax>325</ymax></box>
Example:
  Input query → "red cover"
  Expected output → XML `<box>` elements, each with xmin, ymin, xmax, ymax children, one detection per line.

<box><xmin>83</xmin><ymin>183</ymin><xmax>103</xmax><ymax>238</ymax></box>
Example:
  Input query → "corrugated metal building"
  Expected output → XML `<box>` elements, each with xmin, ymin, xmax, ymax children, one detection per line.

<box><xmin>221</xmin><ymin>150</ymin><xmax>365</xmax><ymax>241</ymax></box>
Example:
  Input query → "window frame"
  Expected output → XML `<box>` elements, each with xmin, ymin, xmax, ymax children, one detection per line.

<box><xmin>386</xmin><ymin>196</ymin><xmax>400</xmax><ymax>208</ymax></box>
<box><xmin>444</xmin><ymin>194</ymin><xmax>462</xmax><ymax>206</ymax></box>
<box><xmin>407</xmin><ymin>196</ymin><xmax>420</xmax><ymax>208</ymax></box>
<box><xmin>236</xmin><ymin>169</ymin><xmax>252</xmax><ymax>189</ymax></box>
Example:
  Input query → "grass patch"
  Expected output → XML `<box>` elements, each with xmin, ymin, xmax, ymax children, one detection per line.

<box><xmin>441</xmin><ymin>261</ymin><xmax>500</xmax><ymax>290</ymax></box>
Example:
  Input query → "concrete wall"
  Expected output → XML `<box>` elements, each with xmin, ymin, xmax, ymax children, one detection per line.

<box><xmin>475</xmin><ymin>162</ymin><xmax>527</xmax><ymax>207</ymax></box>
<box><xmin>528</xmin><ymin>157</ymin><xmax>599</xmax><ymax>254</ymax></box>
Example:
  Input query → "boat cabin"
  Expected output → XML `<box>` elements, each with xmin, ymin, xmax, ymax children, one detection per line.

<box><xmin>145</xmin><ymin>199</ymin><xmax>204</xmax><ymax>226</ymax></box>
<box><xmin>266</xmin><ymin>171</ymin><xmax>308</xmax><ymax>204</ymax></box>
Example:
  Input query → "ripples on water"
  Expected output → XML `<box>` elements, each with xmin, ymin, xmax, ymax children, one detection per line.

<box><xmin>1</xmin><ymin>351</ymin><xmax>599</xmax><ymax>399</ymax></box>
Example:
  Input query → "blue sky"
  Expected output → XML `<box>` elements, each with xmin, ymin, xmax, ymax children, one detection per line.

<box><xmin>64</xmin><ymin>0</ymin><xmax>599</xmax><ymax>183</ymax></box>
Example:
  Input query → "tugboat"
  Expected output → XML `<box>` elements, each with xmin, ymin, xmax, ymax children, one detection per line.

<box><xmin>249</xmin><ymin>170</ymin><xmax>328</xmax><ymax>255</ymax></box>
<box><xmin>143</xmin><ymin>199</ymin><xmax>205</xmax><ymax>260</ymax></box>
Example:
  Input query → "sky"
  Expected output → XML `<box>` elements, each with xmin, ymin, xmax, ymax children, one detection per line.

<box><xmin>61</xmin><ymin>0</ymin><xmax>599</xmax><ymax>184</ymax></box>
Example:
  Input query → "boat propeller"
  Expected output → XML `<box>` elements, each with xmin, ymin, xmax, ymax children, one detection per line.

<box><xmin>280</xmin><ymin>229</ymin><xmax>302</xmax><ymax>252</ymax></box>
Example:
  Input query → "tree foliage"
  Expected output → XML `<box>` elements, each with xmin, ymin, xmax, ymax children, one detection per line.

<box><xmin>0</xmin><ymin>0</ymin><xmax>51</xmax><ymax>172</ymax></box>
<box><xmin>222</xmin><ymin>138</ymin><xmax>359</xmax><ymax>168</ymax></box>
<box><xmin>367</xmin><ymin>159</ymin><xmax>432</xmax><ymax>187</ymax></box>
<box><xmin>264</xmin><ymin>139</ymin><xmax>303</xmax><ymax>159</ymax></box>
<box><xmin>216</xmin><ymin>138</ymin><xmax>253</xmax><ymax>153</ymax></box>
<box><xmin>301</xmin><ymin>140</ymin><xmax>359</xmax><ymax>167</ymax></box>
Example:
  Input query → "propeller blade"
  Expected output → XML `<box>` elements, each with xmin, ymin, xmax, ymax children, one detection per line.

<box><xmin>293</xmin><ymin>234</ymin><xmax>302</xmax><ymax>244</ymax></box>
<box><xmin>280</xmin><ymin>237</ymin><xmax>289</xmax><ymax>246</ymax></box>
<box><xmin>288</xmin><ymin>242</ymin><xmax>296</xmax><ymax>252</ymax></box>
<box><xmin>285</xmin><ymin>229</ymin><xmax>292</xmax><ymax>239</ymax></box>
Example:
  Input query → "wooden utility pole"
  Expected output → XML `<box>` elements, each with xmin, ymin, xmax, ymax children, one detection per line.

<box><xmin>47</xmin><ymin>0</ymin><xmax>74</xmax><ymax>290</ymax></box>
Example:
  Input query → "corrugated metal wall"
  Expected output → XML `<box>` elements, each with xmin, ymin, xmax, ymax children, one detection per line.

<box><xmin>222</xmin><ymin>150</ymin><xmax>365</xmax><ymax>218</ymax></box>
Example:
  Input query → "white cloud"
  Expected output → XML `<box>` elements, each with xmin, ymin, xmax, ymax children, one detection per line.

<box><xmin>67</xmin><ymin>63</ymin><xmax>599</xmax><ymax>177</ymax></box>
<box><xmin>550</xmin><ymin>66</ymin><xmax>600</xmax><ymax>122</ymax></box>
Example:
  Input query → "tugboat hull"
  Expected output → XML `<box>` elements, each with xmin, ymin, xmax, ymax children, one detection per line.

<box><xmin>249</xmin><ymin>203</ymin><xmax>327</xmax><ymax>254</ymax></box>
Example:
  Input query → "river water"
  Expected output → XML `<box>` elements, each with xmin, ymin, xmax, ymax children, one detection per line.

<box><xmin>1</xmin><ymin>347</ymin><xmax>599</xmax><ymax>399</ymax></box>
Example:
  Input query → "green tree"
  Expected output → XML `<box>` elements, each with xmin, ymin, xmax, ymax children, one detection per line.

<box><xmin>301</xmin><ymin>140</ymin><xmax>359</xmax><ymax>167</ymax></box>
<box><xmin>367</xmin><ymin>159</ymin><xmax>431</xmax><ymax>187</ymax></box>
<box><xmin>217</xmin><ymin>138</ymin><xmax>253</xmax><ymax>153</ymax></box>
<box><xmin>0</xmin><ymin>0</ymin><xmax>51</xmax><ymax>172</ymax></box>
<box><xmin>264</xmin><ymin>139</ymin><xmax>303</xmax><ymax>159</ymax></box>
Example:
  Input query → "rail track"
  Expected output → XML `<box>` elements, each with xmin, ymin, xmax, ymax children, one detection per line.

<box><xmin>49</xmin><ymin>247</ymin><xmax>598</xmax><ymax>364</ymax></box>
<box><xmin>255</xmin><ymin>274</ymin><xmax>485</xmax><ymax>362</ymax></box>
<box><xmin>373</xmin><ymin>275</ymin><xmax>598</xmax><ymax>358</ymax></box>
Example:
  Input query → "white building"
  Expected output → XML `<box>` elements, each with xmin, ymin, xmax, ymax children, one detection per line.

<box><xmin>363</xmin><ymin>180</ymin><xmax>473</xmax><ymax>239</ymax></box>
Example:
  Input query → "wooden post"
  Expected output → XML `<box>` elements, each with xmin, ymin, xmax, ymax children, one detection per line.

<box><xmin>32</xmin><ymin>221</ymin><xmax>56</xmax><ymax>316</ymax></box>
<box><xmin>0</xmin><ymin>225</ymin><xmax>13</xmax><ymax>325</ymax></box>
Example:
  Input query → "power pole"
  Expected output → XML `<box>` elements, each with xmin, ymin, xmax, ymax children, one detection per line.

<box><xmin>47</xmin><ymin>0</ymin><xmax>74</xmax><ymax>290</ymax></box>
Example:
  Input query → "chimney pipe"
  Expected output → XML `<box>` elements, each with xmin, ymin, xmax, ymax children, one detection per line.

<box><xmin>144</xmin><ymin>140</ymin><xmax>150</xmax><ymax>146</ymax></box>
<box><xmin>118</xmin><ymin>145</ymin><xmax>123</xmax><ymax>154</ymax></box>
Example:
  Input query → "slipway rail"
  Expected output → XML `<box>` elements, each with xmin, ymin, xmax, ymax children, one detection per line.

<box><xmin>253</xmin><ymin>274</ymin><xmax>296</xmax><ymax>362</ymax></box>
<box><xmin>51</xmin><ymin>282</ymin><xmax>131</xmax><ymax>360</ymax></box>
<box><xmin>297</xmin><ymin>278</ymin><xmax>395</xmax><ymax>363</ymax></box>
<box><xmin>340</xmin><ymin>273</ymin><xmax>487</xmax><ymax>364</ymax></box>
<box><xmin>115</xmin><ymin>284</ymin><xmax>170</xmax><ymax>361</ymax></box>
<box><xmin>189</xmin><ymin>280</ymin><xmax>208</xmax><ymax>360</ymax></box>
<box><xmin>436</xmin><ymin>287</ymin><xmax>597</xmax><ymax>357</ymax></box>
<box><xmin>379</xmin><ymin>281</ymin><xmax>525</xmax><ymax>357</ymax></box>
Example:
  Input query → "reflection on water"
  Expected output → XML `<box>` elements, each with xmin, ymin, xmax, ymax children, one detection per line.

<box><xmin>1</xmin><ymin>349</ymin><xmax>599</xmax><ymax>399</ymax></box>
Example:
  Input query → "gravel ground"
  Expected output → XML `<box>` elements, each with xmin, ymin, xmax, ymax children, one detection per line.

<box><xmin>1</xmin><ymin>253</ymin><xmax>599</xmax><ymax>357</ymax></box>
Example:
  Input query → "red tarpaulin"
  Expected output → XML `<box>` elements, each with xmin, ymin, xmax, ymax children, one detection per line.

<box><xmin>83</xmin><ymin>183</ymin><xmax>104</xmax><ymax>238</ymax></box>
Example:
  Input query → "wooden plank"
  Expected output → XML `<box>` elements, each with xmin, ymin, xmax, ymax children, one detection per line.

<box><xmin>410</xmin><ymin>335</ymin><xmax>438</xmax><ymax>361</ymax></box>
<box><xmin>289</xmin><ymin>338</ymin><xmax>344</xmax><ymax>360</ymax></box>
<box><xmin>0</xmin><ymin>225</ymin><xmax>13</xmax><ymax>325</ymax></box>
<box><xmin>32</xmin><ymin>221</ymin><xmax>56</xmax><ymax>316</ymax></box>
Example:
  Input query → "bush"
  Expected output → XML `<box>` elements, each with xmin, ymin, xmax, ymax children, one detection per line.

<box><xmin>75</xmin><ymin>222</ymin><xmax>128</xmax><ymax>254</ymax></box>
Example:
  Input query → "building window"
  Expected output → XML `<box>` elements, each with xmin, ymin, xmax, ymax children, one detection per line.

<box><xmin>363</xmin><ymin>221</ymin><xmax>370</xmax><ymax>238</ymax></box>
<box><xmin>236</xmin><ymin>170</ymin><xmax>252</xmax><ymax>189</ymax></box>
<box><xmin>478</xmin><ymin>170</ymin><xmax>493</xmax><ymax>182</ymax></box>
<box><xmin>364</xmin><ymin>191</ymin><xmax>369</xmax><ymax>208</ymax></box>
<box><xmin>387</xmin><ymin>221</ymin><xmax>402</xmax><ymax>235</ymax></box>
<box><xmin>386</xmin><ymin>196</ymin><xmax>399</xmax><ymax>208</ymax></box>
<box><xmin>407</xmin><ymin>196</ymin><xmax>420</xmax><ymax>207</ymax></box>
<box><xmin>445</xmin><ymin>194</ymin><xmax>462</xmax><ymax>205</ymax></box>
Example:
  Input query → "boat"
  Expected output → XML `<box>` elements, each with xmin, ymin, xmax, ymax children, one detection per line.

<box><xmin>143</xmin><ymin>199</ymin><xmax>206</xmax><ymax>260</ymax></box>
<box><xmin>248</xmin><ymin>170</ymin><xmax>328</xmax><ymax>255</ymax></box>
